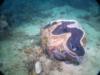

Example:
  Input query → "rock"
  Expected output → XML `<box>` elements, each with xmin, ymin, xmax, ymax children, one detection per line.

<box><xmin>41</xmin><ymin>19</ymin><xmax>86</xmax><ymax>65</ymax></box>
<box><xmin>35</xmin><ymin>61</ymin><xmax>42</xmax><ymax>74</ymax></box>
<box><xmin>0</xmin><ymin>15</ymin><xmax>9</xmax><ymax>32</ymax></box>
<box><xmin>0</xmin><ymin>15</ymin><xmax>11</xmax><ymax>40</ymax></box>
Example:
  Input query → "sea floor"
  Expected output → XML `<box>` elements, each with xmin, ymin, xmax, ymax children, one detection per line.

<box><xmin>0</xmin><ymin>4</ymin><xmax>100</xmax><ymax>75</ymax></box>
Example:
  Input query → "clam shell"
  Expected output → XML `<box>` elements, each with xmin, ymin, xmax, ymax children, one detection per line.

<box><xmin>35</xmin><ymin>61</ymin><xmax>42</xmax><ymax>74</ymax></box>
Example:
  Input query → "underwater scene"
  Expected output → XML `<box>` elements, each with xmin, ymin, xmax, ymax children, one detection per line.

<box><xmin>0</xmin><ymin>0</ymin><xmax>100</xmax><ymax>75</ymax></box>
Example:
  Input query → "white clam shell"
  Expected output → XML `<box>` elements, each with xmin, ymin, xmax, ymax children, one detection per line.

<box><xmin>35</xmin><ymin>61</ymin><xmax>42</xmax><ymax>74</ymax></box>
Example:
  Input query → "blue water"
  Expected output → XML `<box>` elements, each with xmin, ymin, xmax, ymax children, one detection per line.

<box><xmin>0</xmin><ymin>0</ymin><xmax>100</xmax><ymax>75</ymax></box>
